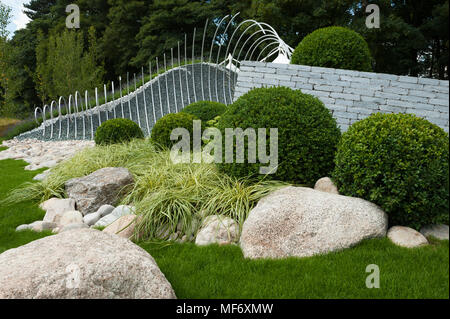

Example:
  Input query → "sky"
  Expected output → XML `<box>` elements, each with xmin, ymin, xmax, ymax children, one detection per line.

<box><xmin>1</xmin><ymin>0</ymin><xmax>31</xmax><ymax>36</ymax></box>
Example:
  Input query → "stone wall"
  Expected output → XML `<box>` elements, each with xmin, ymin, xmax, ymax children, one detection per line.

<box><xmin>234</xmin><ymin>61</ymin><xmax>449</xmax><ymax>132</ymax></box>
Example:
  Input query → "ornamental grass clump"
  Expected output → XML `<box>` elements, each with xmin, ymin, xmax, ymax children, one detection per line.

<box><xmin>2</xmin><ymin>139</ymin><xmax>288</xmax><ymax>241</ymax></box>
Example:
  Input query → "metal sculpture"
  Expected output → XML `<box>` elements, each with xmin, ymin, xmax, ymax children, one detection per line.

<box><xmin>32</xmin><ymin>14</ymin><xmax>292</xmax><ymax>141</ymax></box>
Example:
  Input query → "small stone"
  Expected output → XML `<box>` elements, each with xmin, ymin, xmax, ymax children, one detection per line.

<box><xmin>29</xmin><ymin>221</ymin><xmax>57</xmax><ymax>232</ymax></box>
<box><xmin>94</xmin><ymin>205</ymin><xmax>135</xmax><ymax>228</ymax></box>
<box><xmin>103</xmin><ymin>214</ymin><xmax>141</xmax><ymax>239</ymax></box>
<box><xmin>314</xmin><ymin>177</ymin><xmax>339</xmax><ymax>194</ymax></box>
<box><xmin>97</xmin><ymin>204</ymin><xmax>115</xmax><ymax>218</ymax></box>
<box><xmin>40</xmin><ymin>198</ymin><xmax>76</xmax><ymax>224</ymax></box>
<box><xmin>59</xmin><ymin>211</ymin><xmax>83</xmax><ymax>227</ymax></box>
<box><xmin>387</xmin><ymin>226</ymin><xmax>428</xmax><ymax>248</ymax></box>
<box><xmin>195</xmin><ymin>215</ymin><xmax>239</xmax><ymax>246</ymax></box>
<box><xmin>83</xmin><ymin>212</ymin><xmax>101</xmax><ymax>226</ymax></box>
<box><xmin>420</xmin><ymin>224</ymin><xmax>449</xmax><ymax>241</ymax></box>
<box><xmin>16</xmin><ymin>224</ymin><xmax>31</xmax><ymax>231</ymax></box>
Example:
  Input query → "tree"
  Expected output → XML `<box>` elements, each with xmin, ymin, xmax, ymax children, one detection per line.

<box><xmin>35</xmin><ymin>28</ymin><xmax>105</xmax><ymax>102</ymax></box>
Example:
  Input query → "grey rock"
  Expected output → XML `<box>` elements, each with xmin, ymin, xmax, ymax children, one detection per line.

<box><xmin>59</xmin><ymin>211</ymin><xmax>83</xmax><ymax>227</ymax></box>
<box><xmin>29</xmin><ymin>221</ymin><xmax>58</xmax><ymax>232</ymax></box>
<box><xmin>420</xmin><ymin>224</ymin><xmax>449</xmax><ymax>240</ymax></box>
<box><xmin>33</xmin><ymin>170</ymin><xmax>51</xmax><ymax>181</ymax></box>
<box><xmin>65</xmin><ymin>167</ymin><xmax>134</xmax><ymax>215</ymax></box>
<box><xmin>83</xmin><ymin>212</ymin><xmax>101</xmax><ymax>226</ymax></box>
<box><xmin>97</xmin><ymin>204</ymin><xmax>115</xmax><ymax>218</ymax></box>
<box><xmin>388</xmin><ymin>226</ymin><xmax>428</xmax><ymax>248</ymax></box>
<box><xmin>314</xmin><ymin>177</ymin><xmax>339</xmax><ymax>194</ymax></box>
<box><xmin>40</xmin><ymin>198</ymin><xmax>76</xmax><ymax>224</ymax></box>
<box><xmin>0</xmin><ymin>229</ymin><xmax>176</xmax><ymax>299</ymax></box>
<box><xmin>240</xmin><ymin>186</ymin><xmax>388</xmax><ymax>259</ymax></box>
<box><xmin>195</xmin><ymin>215</ymin><xmax>240</xmax><ymax>246</ymax></box>
<box><xmin>15</xmin><ymin>224</ymin><xmax>31</xmax><ymax>231</ymax></box>
<box><xmin>94</xmin><ymin>205</ymin><xmax>135</xmax><ymax>228</ymax></box>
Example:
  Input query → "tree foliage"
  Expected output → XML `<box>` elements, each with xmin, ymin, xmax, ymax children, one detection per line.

<box><xmin>2</xmin><ymin>0</ymin><xmax>448</xmax><ymax>118</ymax></box>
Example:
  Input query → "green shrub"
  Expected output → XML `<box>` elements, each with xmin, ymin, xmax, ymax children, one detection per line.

<box><xmin>151</xmin><ymin>113</ymin><xmax>198</xmax><ymax>148</ymax></box>
<box><xmin>217</xmin><ymin>87</ymin><xmax>341</xmax><ymax>185</ymax></box>
<box><xmin>181</xmin><ymin>101</ymin><xmax>227</xmax><ymax>122</ymax></box>
<box><xmin>333</xmin><ymin>113</ymin><xmax>449</xmax><ymax>230</ymax></box>
<box><xmin>291</xmin><ymin>26</ymin><xmax>373</xmax><ymax>72</ymax></box>
<box><xmin>94</xmin><ymin>118</ymin><xmax>144</xmax><ymax>145</ymax></box>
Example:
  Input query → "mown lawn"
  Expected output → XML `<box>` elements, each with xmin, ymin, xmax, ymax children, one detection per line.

<box><xmin>0</xmin><ymin>149</ymin><xmax>448</xmax><ymax>299</ymax></box>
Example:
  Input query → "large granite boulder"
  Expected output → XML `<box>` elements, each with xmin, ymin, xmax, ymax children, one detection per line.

<box><xmin>65</xmin><ymin>168</ymin><xmax>134</xmax><ymax>215</ymax></box>
<box><xmin>388</xmin><ymin>226</ymin><xmax>428</xmax><ymax>248</ymax></box>
<box><xmin>195</xmin><ymin>215</ymin><xmax>240</xmax><ymax>246</ymax></box>
<box><xmin>240</xmin><ymin>186</ymin><xmax>388</xmax><ymax>259</ymax></box>
<box><xmin>0</xmin><ymin>229</ymin><xmax>176</xmax><ymax>299</ymax></box>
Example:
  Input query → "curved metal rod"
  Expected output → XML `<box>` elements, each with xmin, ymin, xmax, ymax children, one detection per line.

<box><xmin>75</xmin><ymin>91</ymin><xmax>85</xmax><ymax>139</ymax></box>
<box><xmin>224</xmin><ymin>19</ymin><xmax>265</xmax><ymax>103</ymax></box>
<box><xmin>156</xmin><ymin>57</ymin><xmax>164</xmax><ymax>118</ymax></box>
<box><xmin>245</xmin><ymin>35</ymin><xmax>280</xmax><ymax>61</ymax></box>
<box><xmin>200</xmin><ymin>19</ymin><xmax>209</xmax><ymax>101</ymax></box>
<box><xmin>228</xmin><ymin>20</ymin><xmax>267</xmax><ymax>102</ymax></box>
<box><xmin>236</xmin><ymin>29</ymin><xmax>267</xmax><ymax>63</ymax></box>
<box><xmin>184</xmin><ymin>34</ymin><xmax>191</xmax><ymax>106</ymax></box>
<box><xmin>41</xmin><ymin>105</ymin><xmax>49</xmax><ymax>137</ymax></box>
<box><xmin>149</xmin><ymin>61</ymin><xmax>157</xmax><ymax>124</ymax></box>
<box><xmin>34</xmin><ymin>107</ymin><xmax>43</xmax><ymax>125</ymax></box>
<box><xmin>103</xmin><ymin>84</ymin><xmax>109</xmax><ymax>121</ymax></box>
<box><xmin>69</xmin><ymin>95</ymin><xmax>76</xmax><ymax>139</ymax></box>
<box><xmin>85</xmin><ymin>90</ymin><xmax>94</xmax><ymax>139</ymax></box>
<box><xmin>208</xmin><ymin>15</ymin><xmax>230</xmax><ymax>101</ymax></box>
<box><xmin>111</xmin><ymin>81</ymin><xmax>116</xmax><ymax>119</ymax></box>
<box><xmin>95</xmin><ymin>87</ymin><xmax>102</xmax><ymax>127</ymax></box>
<box><xmin>177</xmin><ymin>42</ymin><xmax>185</xmax><ymax>109</ymax></box>
<box><xmin>127</xmin><ymin>73</ymin><xmax>132</xmax><ymax>121</ymax></box>
<box><xmin>141</xmin><ymin>68</ymin><xmax>150</xmax><ymax>135</ymax></box>
<box><xmin>257</xmin><ymin>41</ymin><xmax>281</xmax><ymax>62</ymax></box>
<box><xmin>191</xmin><ymin>27</ymin><xmax>197</xmax><ymax>103</ymax></box>
<box><xmin>134</xmin><ymin>73</ymin><xmax>141</xmax><ymax>128</ymax></box>
<box><xmin>215</xmin><ymin>13</ymin><xmax>240</xmax><ymax>104</ymax></box>
<box><xmin>163</xmin><ymin>54</ymin><xmax>170</xmax><ymax>114</ymax></box>
<box><xmin>119</xmin><ymin>76</ymin><xmax>124</xmax><ymax>118</ymax></box>
<box><xmin>49</xmin><ymin>100</ymin><xmax>57</xmax><ymax>138</ymax></box>
<box><xmin>57</xmin><ymin>96</ymin><xmax>68</xmax><ymax>139</ymax></box>
<box><xmin>171</xmin><ymin>48</ymin><xmax>178</xmax><ymax>112</ymax></box>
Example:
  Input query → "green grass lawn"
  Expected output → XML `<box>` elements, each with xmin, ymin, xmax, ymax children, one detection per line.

<box><xmin>0</xmin><ymin>148</ymin><xmax>448</xmax><ymax>299</ymax></box>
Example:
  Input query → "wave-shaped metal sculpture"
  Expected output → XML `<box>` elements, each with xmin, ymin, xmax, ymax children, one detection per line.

<box><xmin>25</xmin><ymin>14</ymin><xmax>292</xmax><ymax>141</ymax></box>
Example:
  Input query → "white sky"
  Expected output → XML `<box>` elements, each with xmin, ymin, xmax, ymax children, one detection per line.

<box><xmin>1</xmin><ymin>0</ymin><xmax>31</xmax><ymax>36</ymax></box>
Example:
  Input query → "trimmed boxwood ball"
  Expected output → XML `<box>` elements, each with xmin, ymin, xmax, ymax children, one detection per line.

<box><xmin>181</xmin><ymin>101</ymin><xmax>227</xmax><ymax>122</ymax></box>
<box><xmin>291</xmin><ymin>26</ymin><xmax>373</xmax><ymax>72</ymax></box>
<box><xmin>151</xmin><ymin>113</ymin><xmax>198</xmax><ymax>148</ymax></box>
<box><xmin>333</xmin><ymin>113</ymin><xmax>449</xmax><ymax>230</ymax></box>
<box><xmin>217</xmin><ymin>87</ymin><xmax>341</xmax><ymax>185</ymax></box>
<box><xmin>94</xmin><ymin>118</ymin><xmax>144</xmax><ymax>145</ymax></box>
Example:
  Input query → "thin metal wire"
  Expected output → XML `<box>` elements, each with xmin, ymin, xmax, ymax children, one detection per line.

<box><xmin>141</xmin><ymin>67</ymin><xmax>150</xmax><ymax>135</ymax></box>
<box><xmin>171</xmin><ymin>48</ymin><xmax>178</xmax><ymax>113</ymax></box>
<box><xmin>149</xmin><ymin>61</ymin><xmax>157</xmax><ymax>124</ymax></box>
